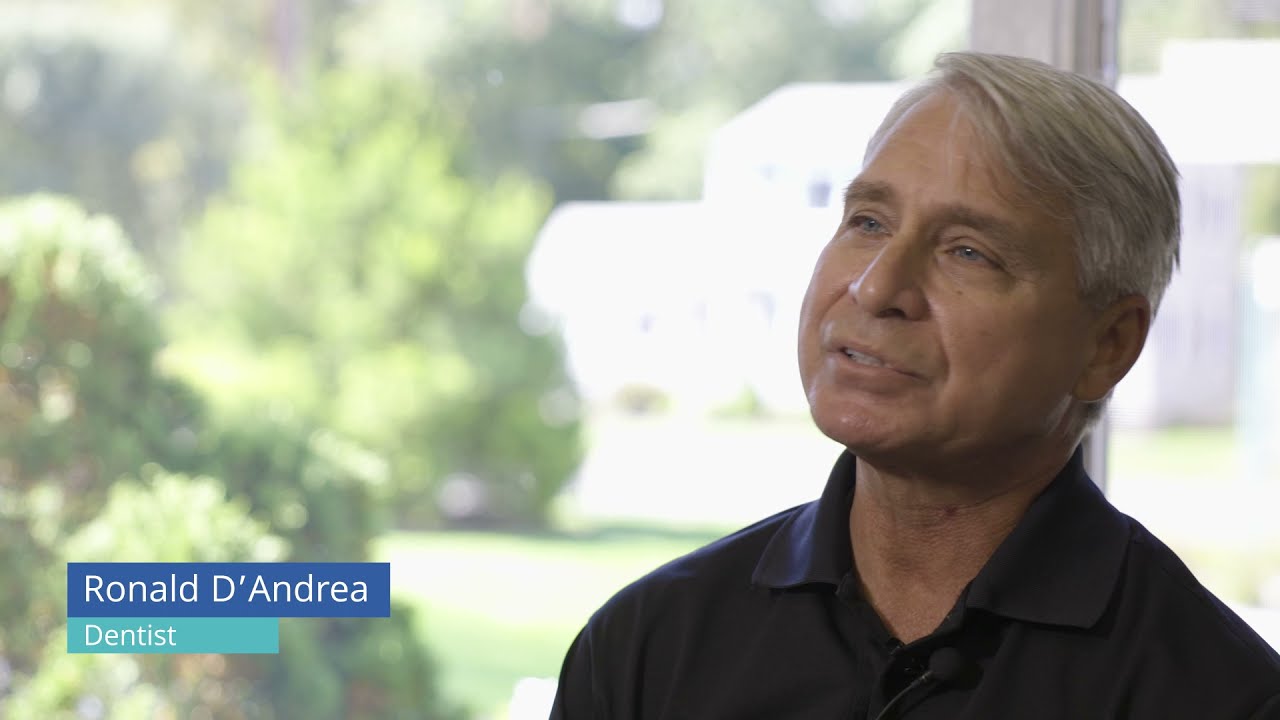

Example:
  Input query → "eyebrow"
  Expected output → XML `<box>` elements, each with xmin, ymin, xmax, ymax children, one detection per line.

<box><xmin>842</xmin><ymin>179</ymin><xmax>895</xmax><ymax>208</ymax></box>
<box><xmin>841</xmin><ymin>178</ymin><xmax>1038</xmax><ymax>269</ymax></box>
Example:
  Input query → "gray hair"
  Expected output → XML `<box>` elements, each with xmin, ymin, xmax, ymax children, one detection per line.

<box><xmin>866</xmin><ymin>52</ymin><xmax>1181</xmax><ymax>314</ymax></box>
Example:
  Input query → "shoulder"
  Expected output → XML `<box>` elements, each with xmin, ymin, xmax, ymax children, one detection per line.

<box><xmin>1113</xmin><ymin>514</ymin><xmax>1280</xmax><ymax>679</ymax></box>
<box><xmin>589</xmin><ymin>502</ymin><xmax>808</xmax><ymax>633</ymax></box>
<box><xmin>551</xmin><ymin>503</ymin><xmax>815</xmax><ymax>718</ymax></box>
<box><xmin>581</xmin><ymin>502</ymin><xmax>808</xmax><ymax>648</ymax></box>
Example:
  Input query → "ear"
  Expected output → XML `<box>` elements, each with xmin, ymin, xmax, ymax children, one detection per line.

<box><xmin>1072</xmin><ymin>294</ymin><xmax>1151</xmax><ymax>402</ymax></box>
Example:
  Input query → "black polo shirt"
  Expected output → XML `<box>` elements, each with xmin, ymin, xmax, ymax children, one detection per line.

<box><xmin>551</xmin><ymin>448</ymin><xmax>1280</xmax><ymax>719</ymax></box>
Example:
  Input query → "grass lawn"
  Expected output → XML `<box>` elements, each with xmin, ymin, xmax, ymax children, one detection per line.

<box><xmin>1110</xmin><ymin>424</ymin><xmax>1240</xmax><ymax>483</ymax></box>
<box><xmin>374</xmin><ymin>524</ymin><xmax>731</xmax><ymax>719</ymax></box>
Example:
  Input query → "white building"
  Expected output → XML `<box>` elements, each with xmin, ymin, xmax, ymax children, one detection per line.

<box><xmin>528</xmin><ymin>40</ymin><xmax>1280</xmax><ymax>423</ymax></box>
<box><xmin>528</xmin><ymin>202</ymin><xmax>834</xmax><ymax>414</ymax></box>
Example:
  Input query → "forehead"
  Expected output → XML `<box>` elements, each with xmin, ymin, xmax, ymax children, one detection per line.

<box><xmin>857</xmin><ymin>91</ymin><xmax>1070</xmax><ymax>240</ymax></box>
<box><xmin>861</xmin><ymin>91</ymin><xmax>1018</xmax><ymax>207</ymax></box>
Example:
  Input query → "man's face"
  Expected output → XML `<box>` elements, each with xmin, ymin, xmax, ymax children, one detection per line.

<box><xmin>798</xmin><ymin>90</ymin><xmax>1098</xmax><ymax>465</ymax></box>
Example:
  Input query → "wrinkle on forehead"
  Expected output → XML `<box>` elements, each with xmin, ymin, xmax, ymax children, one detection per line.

<box><xmin>850</xmin><ymin>91</ymin><xmax>1077</xmax><ymax>279</ymax></box>
<box><xmin>863</xmin><ymin>90</ymin><xmax>1064</xmax><ymax>229</ymax></box>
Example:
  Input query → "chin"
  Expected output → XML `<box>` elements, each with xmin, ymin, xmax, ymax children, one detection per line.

<box><xmin>808</xmin><ymin>401</ymin><xmax>909</xmax><ymax>455</ymax></box>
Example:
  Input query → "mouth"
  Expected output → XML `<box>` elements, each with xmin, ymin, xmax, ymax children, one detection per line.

<box><xmin>842</xmin><ymin>347</ymin><xmax>887</xmax><ymax>368</ymax></box>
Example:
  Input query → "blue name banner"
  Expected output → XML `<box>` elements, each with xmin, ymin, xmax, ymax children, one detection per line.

<box><xmin>67</xmin><ymin>563</ymin><xmax>390</xmax><ymax>618</ymax></box>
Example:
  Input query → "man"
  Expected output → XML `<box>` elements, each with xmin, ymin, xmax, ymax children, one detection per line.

<box><xmin>550</xmin><ymin>52</ymin><xmax>1280</xmax><ymax>719</ymax></box>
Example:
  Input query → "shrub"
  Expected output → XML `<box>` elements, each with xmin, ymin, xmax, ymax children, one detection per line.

<box><xmin>0</xmin><ymin>196</ymin><xmax>457</xmax><ymax>719</ymax></box>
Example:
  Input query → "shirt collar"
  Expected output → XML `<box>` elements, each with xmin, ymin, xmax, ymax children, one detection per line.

<box><xmin>752</xmin><ymin>449</ymin><xmax>859</xmax><ymax>588</ymax></box>
<box><xmin>751</xmin><ymin>446</ymin><xmax>1131</xmax><ymax>630</ymax></box>
<box><xmin>963</xmin><ymin>446</ymin><xmax>1131</xmax><ymax>628</ymax></box>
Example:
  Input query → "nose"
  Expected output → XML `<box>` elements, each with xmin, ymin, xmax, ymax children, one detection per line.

<box><xmin>847</xmin><ymin>238</ymin><xmax>927</xmax><ymax>320</ymax></box>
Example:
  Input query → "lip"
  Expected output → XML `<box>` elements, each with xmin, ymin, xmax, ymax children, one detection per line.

<box><xmin>827</xmin><ymin>341</ymin><xmax>921</xmax><ymax>379</ymax></box>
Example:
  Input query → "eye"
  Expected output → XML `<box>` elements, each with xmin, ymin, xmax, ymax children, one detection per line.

<box><xmin>947</xmin><ymin>245</ymin><xmax>998</xmax><ymax>267</ymax></box>
<box><xmin>847</xmin><ymin>214</ymin><xmax>887</xmax><ymax>234</ymax></box>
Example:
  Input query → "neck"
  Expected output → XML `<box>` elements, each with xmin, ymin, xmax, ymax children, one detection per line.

<box><xmin>849</xmin><ymin>441</ymin><xmax>1076</xmax><ymax>643</ymax></box>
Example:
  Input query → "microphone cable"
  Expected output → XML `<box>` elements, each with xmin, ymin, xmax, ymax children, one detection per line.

<box><xmin>870</xmin><ymin>647</ymin><xmax>968</xmax><ymax>720</ymax></box>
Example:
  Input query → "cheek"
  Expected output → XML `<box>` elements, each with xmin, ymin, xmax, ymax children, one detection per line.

<box><xmin>940</xmin><ymin>303</ymin><xmax>1080</xmax><ymax>399</ymax></box>
<box><xmin>800</xmin><ymin>245</ymin><xmax>854</xmax><ymax>318</ymax></box>
<box><xmin>798</xmin><ymin>251</ymin><xmax>852</xmax><ymax>359</ymax></box>
<box><xmin>796</xmin><ymin>297</ymin><xmax>824</xmax><ymax>383</ymax></box>
<box><xmin>933</xmin><ymin>299</ymin><xmax>1025</xmax><ymax>376</ymax></box>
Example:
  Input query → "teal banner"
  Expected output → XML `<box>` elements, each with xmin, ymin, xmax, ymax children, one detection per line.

<box><xmin>67</xmin><ymin>617</ymin><xmax>279</xmax><ymax>654</ymax></box>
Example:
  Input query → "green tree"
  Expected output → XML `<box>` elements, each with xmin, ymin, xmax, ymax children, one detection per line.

<box><xmin>0</xmin><ymin>10</ymin><xmax>240</xmax><ymax>265</ymax></box>
<box><xmin>337</xmin><ymin>0</ymin><xmax>962</xmax><ymax>202</ymax></box>
<box><xmin>0</xmin><ymin>194</ymin><xmax>200</xmax><ymax>703</ymax></box>
<box><xmin>0</xmin><ymin>196</ymin><xmax>457</xmax><ymax>719</ymax></box>
<box><xmin>165</xmin><ymin>69</ymin><xmax>583</xmax><ymax>527</ymax></box>
<box><xmin>3</xmin><ymin>471</ymin><xmax>285</xmax><ymax>720</ymax></box>
<box><xmin>0</xmin><ymin>196</ymin><xmax>205</xmax><ymax>678</ymax></box>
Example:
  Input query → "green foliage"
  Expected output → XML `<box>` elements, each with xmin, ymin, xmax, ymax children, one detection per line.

<box><xmin>166</xmin><ymin>69</ymin><xmax>583</xmax><ymax>527</ymax></box>
<box><xmin>0</xmin><ymin>196</ymin><xmax>203</xmax><ymax>512</ymax></box>
<box><xmin>0</xmin><ymin>11</ymin><xmax>239</xmax><ymax>263</ymax></box>
<box><xmin>201</xmin><ymin>417</ymin><xmax>392</xmax><ymax>562</ymax></box>
<box><xmin>1118</xmin><ymin>0</ymin><xmax>1239</xmax><ymax>73</ymax></box>
<box><xmin>612</xmin><ymin>383</ymin><xmax>672</xmax><ymax>415</ymax></box>
<box><xmin>63</xmin><ymin>469</ymin><xmax>287</xmax><ymax>563</ymax></box>
<box><xmin>2</xmin><ymin>469</ymin><xmax>285</xmax><ymax>719</ymax></box>
<box><xmin>1246</xmin><ymin>166</ymin><xmax>1280</xmax><ymax>241</ymax></box>
<box><xmin>3</xmin><ymin>642</ymin><xmax>177</xmax><ymax>720</ymax></box>
<box><xmin>711</xmin><ymin>386</ymin><xmax>768</xmax><ymax>420</ymax></box>
<box><xmin>0</xmin><ymin>196</ymin><xmax>203</xmax><ymax>674</ymax></box>
<box><xmin>8</xmin><ymin>470</ymin><xmax>457</xmax><ymax>720</ymax></box>
<box><xmin>0</xmin><ymin>196</ymin><xmax>457</xmax><ymax>719</ymax></box>
<box><xmin>338</xmin><ymin>0</ymin><xmax>957</xmax><ymax>203</ymax></box>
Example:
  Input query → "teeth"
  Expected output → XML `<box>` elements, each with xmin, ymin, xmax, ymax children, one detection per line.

<box><xmin>843</xmin><ymin>348</ymin><xmax>885</xmax><ymax>367</ymax></box>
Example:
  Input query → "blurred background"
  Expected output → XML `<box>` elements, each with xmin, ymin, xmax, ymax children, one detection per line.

<box><xmin>0</xmin><ymin>0</ymin><xmax>1277</xmax><ymax>718</ymax></box>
